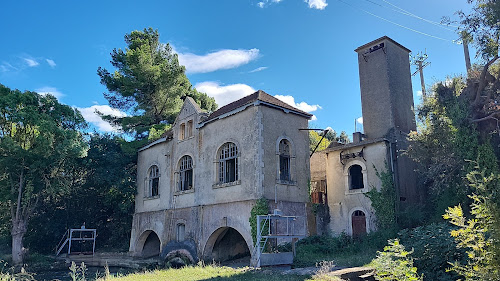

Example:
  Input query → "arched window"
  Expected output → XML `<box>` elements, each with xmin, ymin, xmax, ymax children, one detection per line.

<box><xmin>279</xmin><ymin>139</ymin><xmax>291</xmax><ymax>181</ymax></box>
<box><xmin>148</xmin><ymin>165</ymin><xmax>160</xmax><ymax>197</ymax></box>
<box><xmin>349</xmin><ymin>164</ymin><xmax>364</xmax><ymax>190</ymax></box>
<box><xmin>179</xmin><ymin>156</ymin><xmax>193</xmax><ymax>191</ymax></box>
<box><xmin>218</xmin><ymin>142</ymin><xmax>238</xmax><ymax>184</ymax></box>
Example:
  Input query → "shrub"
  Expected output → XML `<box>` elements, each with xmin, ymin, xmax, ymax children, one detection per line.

<box><xmin>398</xmin><ymin>223</ymin><xmax>464</xmax><ymax>281</ymax></box>
<box><xmin>370</xmin><ymin>239</ymin><xmax>422</xmax><ymax>281</ymax></box>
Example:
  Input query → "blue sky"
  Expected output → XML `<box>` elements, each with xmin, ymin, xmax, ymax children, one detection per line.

<box><xmin>1</xmin><ymin>0</ymin><xmax>472</xmax><ymax>135</ymax></box>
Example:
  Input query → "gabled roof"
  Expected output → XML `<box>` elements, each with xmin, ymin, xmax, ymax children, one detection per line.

<box><xmin>354</xmin><ymin>36</ymin><xmax>411</xmax><ymax>53</ymax></box>
<box><xmin>203</xmin><ymin>90</ymin><xmax>313</xmax><ymax>124</ymax></box>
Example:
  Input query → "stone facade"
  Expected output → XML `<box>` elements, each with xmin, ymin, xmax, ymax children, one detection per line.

<box><xmin>311</xmin><ymin>36</ymin><xmax>419</xmax><ymax>236</ymax></box>
<box><xmin>129</xmin><ymin>91</ymin><xmax>311</xmax><ymax>262</ymax></box>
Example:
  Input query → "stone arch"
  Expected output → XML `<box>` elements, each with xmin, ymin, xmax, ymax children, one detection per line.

<box><xmin>275</xmin><ymin>136</ymin><xmax>295</xmax><ymax>157</ymax></box>
<box><xmin>348</xmin><ymin>207</ymin><xmax>370</xmax><ymax>237</ymax></box>
<box><xmin>343</xmin><ymin>159</ymin><xmax>368</xmax><ymax>193</ymax></box>
<box><xmin>135</xmin><ymin>230</ymin><xmax>161</xmax><ymax>258</ymax></box>
<box><xmin>202</xmin><ymin>227</ymin><xmax>251</xmax><ymax>262</ymax></box>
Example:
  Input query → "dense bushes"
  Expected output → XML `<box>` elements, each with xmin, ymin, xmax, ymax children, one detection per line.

<box><xmin>398</xmin><ymin>223</ymin><xmax>464</xmax><ymax>281</ymax></box>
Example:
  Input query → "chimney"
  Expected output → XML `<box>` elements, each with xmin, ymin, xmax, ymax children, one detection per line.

<box><xmin>353</xmin><ymin>132</ymin><xmax>363</xmax><ymax>143</ymax></box>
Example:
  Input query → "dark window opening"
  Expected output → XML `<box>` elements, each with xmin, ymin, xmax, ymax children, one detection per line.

<box><xmin>349</xmin><ymin>164</ymin><xmax>364</xmax><ymax>190</ymax></box>
<box><xmin>279</xmin><ymin>139</ymin><xmax>291</xmax><ymax>181</ymax></box>
<box><xmin>149</xmin><ymin>165</ymin><xmax>160</xmax><ymax>197</ymax></box>
<box><xmin>179</xmin><ymin>156</ymin><xmax>193</xmax><ymax>191</ymax></box>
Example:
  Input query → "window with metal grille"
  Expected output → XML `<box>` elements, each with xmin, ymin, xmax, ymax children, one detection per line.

<box><xmin>279</xmin><ymin>139</ymin><xmax>291</xmax><ymax>181</ymax></box>
<box><xmin>179</xmin><ymin>155</ymin><xmax>193</xmax><ymax>191</ymax></box>
<box><xmin>149</xmin><ymin>165</ymin><xmax>160</xmax><ymax>196</ymax></box>
<box><xmin>349</xmin><ymin>164</ymin><xmax>364</xmax><ymax>190</ymax></box>
<box><xmin>218</xmin><ymin>142</ymin><xmax>238</xmax><ymax>184</ymax></box>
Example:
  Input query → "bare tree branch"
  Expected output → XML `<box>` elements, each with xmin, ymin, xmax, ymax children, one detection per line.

<box><xmin>474</xmin><ymin>55</ymin><xmax>499</xmax><ymax>105</ymax></box>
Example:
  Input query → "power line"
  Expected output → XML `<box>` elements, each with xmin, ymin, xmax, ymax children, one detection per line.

<box><xmin>336</xmin><ymin>0</ymin><xmax>457</xmax><ymax>43</ymax></box>
<box><xmin>379</xmin><ymin>0</ymin><xmax>459</xmax><ymax>30</ymax></box>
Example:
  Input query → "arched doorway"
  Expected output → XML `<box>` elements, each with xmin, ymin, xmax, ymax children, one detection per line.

<box><xmin>351</xmin><ymin>210</ymin><xmax>366</xmax><ymax>238</ymax></box>
<box><xmin>204</xmin><ymin>227</ymin><xmax>250</xmax><ymax>262</ymax></box>
<box><xmin>139</xmin><ymin>231</ymin><xmax>161</xmax><ymax>258</ymax></box>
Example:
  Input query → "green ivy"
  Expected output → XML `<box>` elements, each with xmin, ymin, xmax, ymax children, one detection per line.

<box><xmin>249</xmin><ymin>198</ymin><xmax>269</xmax><ymax>244</ymax></box>
<box><xmin>365</xmin><ymin>164</ymin><xmax>397</xmax><ymax>230</ymax></box>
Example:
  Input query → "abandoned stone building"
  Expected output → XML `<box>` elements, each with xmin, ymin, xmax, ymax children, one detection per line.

<box><xmin>311</xmin><ymin>36</ymin><xmax>419</xmax><ymax>237</ymax></box>
<box><xmin>128</xmin><ymin>90</ymin><xmax>312</xmax><ymax>263</ymax></box>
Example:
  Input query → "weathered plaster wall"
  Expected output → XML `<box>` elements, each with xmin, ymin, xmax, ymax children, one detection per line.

<box><xmin>326</xmin><ymin>141</ymin><xmax>388</xmax><ymax>235</ymax></box>
<box><xmin>260</xmin><ymin>106</ymin><xmax>310</xmax><ymax>204</ymax></box>
<box><xmin>310</xmin><ymin>151</ymin><xmax>327</xmax><ymax>182</ymax></box>
<box><xmin>130</xmin><ymin>98</ymin><xmax>311</xmax><ymax>259</ymax></box>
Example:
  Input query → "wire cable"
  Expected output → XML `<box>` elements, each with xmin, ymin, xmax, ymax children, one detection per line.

<box><xmin>379</xmin><ymin>0</ymin><xmax>459</xmax><ymax>30</ymax></box>
<box><xmin>336</xmin><ymin>0</ymin><xmax>458</xmax><ymax>43</ymax></box>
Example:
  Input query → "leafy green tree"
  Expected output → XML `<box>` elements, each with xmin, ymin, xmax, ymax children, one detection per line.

<box><xmin>24</xmin><ymin>135</ymin><xmax>136</xmax><ymax>253</ymax></box>
<box><xmin>407</xmin><ymin>77</ymin><xmax>479</xmax><ymax>220</ymax></box>
<box><xmin>446</xmin><ymin>0</ymin><xmax>500</xmax><ymax>155</ymax></box>
<box><xmin>98</xmin><ymin>28</ymin><xmax>217</xmax><ymax>139</ymax></box>
<box><xmin>0</xmin><ymin>84</ymin><xmax>87</xmax><ymax>265</ymax></box>
<box><xmin>443</xmin><ymin>144</ymin><xmax>500</xmax><ymax>280</ymax></box>
<box><xmin>320</xmin><ymin>129</ymin><xmax>350</xmax><ymax>144</ymax></box>
<box><xmin>309</xmin><ymin>131</ymin><xmax>331</xmax><ymax>153</ymax></box>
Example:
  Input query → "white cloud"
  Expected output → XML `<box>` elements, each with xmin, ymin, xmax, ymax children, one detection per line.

<box><xmin>36</xmin><ymin>87</ymin><xmax>65</xmax><ymax>99</ymax></box>
<box><xmin>195</xmin><ymin>81</ymin><xmax>256</xmax><ymax>107</ymax></box>
<box><xmin>177</xmin><ymin>48</ymin><xmax>259</xmax><ymax>73</ymax></box>
<box><xmin>249</xmin><ymin>66</ymin><xmax>268</xmax><ymax>73</ymax></box>
<box><xmin>274</xmin><ymin>95</ymin><xmax>322</xmax><ymax>113</ymax></box>
<box><xmin>77</xmin><ymin>105</ymin><xmax>127</xmax><ymax>133</ymax></box>
<box><xmin>305</xmin><ymin>0</ymin><xmax>328</xmax><ymax>9</ymax></box>
<box><xmin>46</xmin><ymin>59</ymin><xmax>56</xmax><ymax>68</ymax></box>
<box><xmin>23</xmin><ymin>58</ymin><xmax>39</xmax><ymax>67</ymax></box>
<box><xmin>0</xmin><ymin>62</ymin><xmax>17</xmax><ymax>72</ymax></box>
<box><xmin>356</xmin><ymin>117</ymin><xmax>363</xmax><ymax>124</ymax></box>
<box><xmin>195</xmin><ymin>82</ymin><xmax>322</xmax><ymax>120</ymax></box>
<box><xmin>257</xmin><ymin>0</ymin><xmax>283</xmax><ymax>8</ymax></box>
<box><xmin>416</xmin><ymin>90</ymin><xmax>423</xmax><ymax>97</ymax></box>
<box><xmin>310</xmin><ymin>115</ymin><xmax>317</xmax><ymax>121</ymax></box>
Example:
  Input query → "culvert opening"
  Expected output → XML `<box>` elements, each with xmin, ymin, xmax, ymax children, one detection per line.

<box><xmin>210</xmin><ymin>227</ymin><xmax>250</xmax><ymax>262</ymax></box>
<box><xmin>141</xmin><ymin>231</ymin><xmax>160</xmax><ymax>258</ymax></box>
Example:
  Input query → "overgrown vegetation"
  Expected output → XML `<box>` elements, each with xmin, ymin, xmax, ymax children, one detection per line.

<box><xmin>398</xmin><ymin>223</ymin><xmax>464</xmax><ymax>281</ymax></box>
<box><xmin>370</xmin><ymin>239</ymin><xmax>422</xmax><ymax>281</ymax></box>
<box><xmin>443</xmin><ymin>160</ymin><xmax>500</xmax><ymax>280</ymax></box>
<box><xmin>249</xmin><ymin>198</ymin><xmax>269</xmax><ymax>244</ymax></box>
<box><xmin>292</xmin><ymin>231</ymin><xmax>395</xmax><ymax>268</ymax></box>
<box><xmin>96</xmin><ymin>263</ymin><xmax>309</xmax><ymax>281</ymax></box>
<box><xmin>365</xmin><ymin>164</ymin><xmax>396</xmax><ymax>230</ymax></box>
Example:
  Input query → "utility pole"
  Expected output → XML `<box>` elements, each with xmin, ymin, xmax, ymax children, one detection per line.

<box><xmin>461</xmin><ymin>32</ymin><xmax>472</xmax><ymax>75</ymax></box>
<box><xmin>411</xmin><ymin>51</ymin><xmax>430</xmax><ymax>97</ymax></box>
